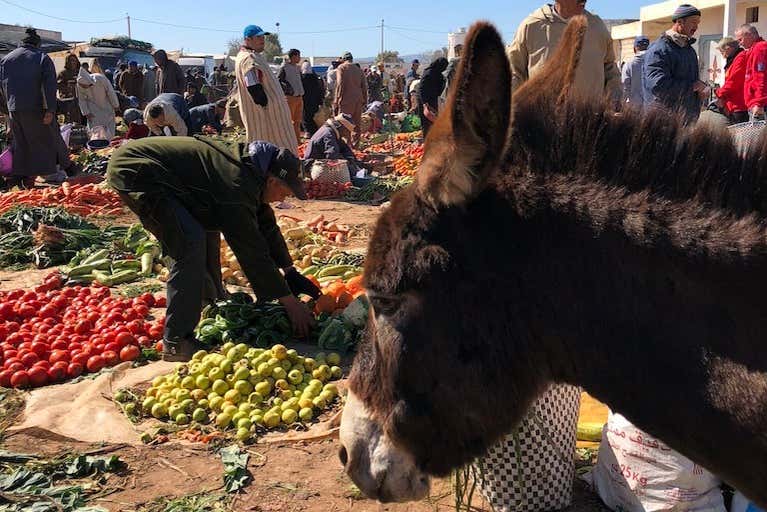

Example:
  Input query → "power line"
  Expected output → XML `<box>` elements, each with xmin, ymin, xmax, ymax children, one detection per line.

<box><xmin>121</xmin><ymin>17</ymin><xmax>381</xmax><ymax>36</ymax></box>
<box><xmin>386</xmin><ymin>25</ymin><xmax>446</xmax><ymax>35</ymax></box>
<box><xmin>385</xmin><ymin>26</ymin><xmax>444</xmax><ymax>47</ymax></box>
<box><xmin>0</xmin><ymin>0</ymin><xmax>124</xmax><ymax>23</ymax></box>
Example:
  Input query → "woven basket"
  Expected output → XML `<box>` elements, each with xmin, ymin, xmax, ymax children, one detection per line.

<box><xmin>309</xmin><ymin>160</ymin><xmax>351</xmax><ymax>184</ymax></box>
<box><xmin>475</xmin><ymin>384</ymin><xmax>581</xmax><ymax>512</ymax></box>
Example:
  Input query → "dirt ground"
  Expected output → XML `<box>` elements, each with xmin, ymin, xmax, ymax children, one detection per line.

<box><xmin>0</xmin><ymin>199</ymin><xmax>609</xmax><ymax>512</ymax></box>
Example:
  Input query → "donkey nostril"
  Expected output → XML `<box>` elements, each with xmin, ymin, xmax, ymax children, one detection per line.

<box><xmin>338</xmin><ymin>445</ymin><xmax>348</xmax><ymax>466</ymax></box>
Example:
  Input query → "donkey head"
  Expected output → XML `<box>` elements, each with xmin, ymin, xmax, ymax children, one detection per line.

<box><xmin>339</xmin><ymin>22</ymin><xmax>554</xmax><ymax>502</ymax></box>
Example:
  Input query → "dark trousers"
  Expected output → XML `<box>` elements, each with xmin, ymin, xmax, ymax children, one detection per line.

<box><xmin>303</xmin><ymin>105</ymin><xmax>319</xmax><ymax>136</ymax></box>
<box><xmin>119</xmin><ymin>193</ymin><xmax>227</xmax><ymax>342</ymax></box>
<box><xmin>729</xmin><ymin>111</ymin><xmax>749</xmax><ymax>124</ymax></box>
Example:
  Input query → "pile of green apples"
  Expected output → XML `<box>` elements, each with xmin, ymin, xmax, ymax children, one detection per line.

<box><xmin>135</xmin><ymin>343</ymin><xmax>343</xmax><ymax>441</ymax></box>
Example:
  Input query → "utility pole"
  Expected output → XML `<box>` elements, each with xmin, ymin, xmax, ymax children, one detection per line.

<box><xmin>126</xmin><ymin>13</ymin><xmax>131</xmax><ymax>39</ymax></box>
<box><xmin>380</xmin><ymin>19</ymin><xmax>384</xmax><ymax>58</ymax></box>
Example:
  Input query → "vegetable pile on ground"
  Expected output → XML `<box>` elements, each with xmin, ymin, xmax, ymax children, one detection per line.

<box><xmin>282</xmin><ymin>215</ymin><xmax>354</xmax><ymax>245</ymax></box>
<box><xmin>393</xmin><ymin>144</ymin><xmax>424</xmax><ymax>177</ymax></box>
<box><xmin>0</xmin><ymin>183</ymin><xmax>123</xmax><ymax>217</ymax></box>
<box><xmin>71</xmin><ymin>150</ymin><xmax>111</xmax><ymax>176</ymax></box>
<box><xmin>345</xmin><ymin>176</ymin><xmax>414</xmax><ymax>203</ymax></box>
<box><xmin>192</xmin><ymin>290</ymin><xmax>368</xmax><ymax>354</ymax></box>
<box><xmin>122</xmin><ymin>343</ymin><xmax>343</xmax><ymax>442</ymax></box>
<box><xmin>305</xmin><ymin>180</ymin><xmax>352</xmax><ymax>200</ymax></box>
<box><xmin>194</xmin><ymin>293</ymin><xmax>292</xmax><ymax>348</ymax></box>
<box><xmin>62</xmin><ymin>224</ymin><xmax>163</xmax><ymax>287</ymax></box>
<box><xmin>0</xmin><ymin>274</ymin><xmax>165</xmax><ymax>389</ymax></box>
<box><xmin>0</xmin><ymin>206</ymin><xmax>126</xmax><ymax>269</ymax></box>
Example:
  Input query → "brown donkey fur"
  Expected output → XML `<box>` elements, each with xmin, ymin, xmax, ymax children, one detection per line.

<box><xmin>349</xmin><ymin>17</ymin><xmax>767</xmax><ymax>505</ymax></box>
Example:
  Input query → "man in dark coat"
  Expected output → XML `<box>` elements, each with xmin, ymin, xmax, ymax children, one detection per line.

<box><xmin>418</xmin><ymin>57</ymin><xmax>449</xmax><ymax>136</ymax></box>
<box><xmin>301</xmin><ymin>61</ymin><xmax>324</xmax><ymax>136</ymax></box>
<box><xmin>187</xmin><ymin>99</ymin><xmax>227</xmax><ymax>135</ymax></box>
<box><xmin>185</xmin><ymin>82</ymin><xmax>208</xmax><ymax>109</ymax></box>
<box><xmin>643</xmin><ymin>4</ymin><xmax>708</xmax><ymax>124</ymax></box>
<box><xmin>119</xmin><ymin>61</ymin><xmax>144</xmax><ymax>103</ymax></box>
<box><xmin>154</xmin><ymin>49</ymin><xmax>186</xmax><ymax>95</ymax></box>
<box><xmin>0</xmin><ymin>28</ymin><xmax>71</xmax><ymax>185</ymax></box>
<box><xmin>106</xmin><ymin>137</ymin><xmax>319</xmax><ymax>361</ymax></box>
<box><xmin>303</xmin><ymin>113</ymin><xmax>362</xmax><ymax>172</ymax></box>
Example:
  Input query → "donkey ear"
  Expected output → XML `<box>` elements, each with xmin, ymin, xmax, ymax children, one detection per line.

<box><xmin>417</xmin><ymin>22</ymin><xmax>511</xmax><ymax>208</ymax></box>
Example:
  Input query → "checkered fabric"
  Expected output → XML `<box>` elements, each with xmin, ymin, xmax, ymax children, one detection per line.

<box><xmin>475</xmin><ymin>384</ymin><xmax>581</xmax><ymax>512</ymax></box>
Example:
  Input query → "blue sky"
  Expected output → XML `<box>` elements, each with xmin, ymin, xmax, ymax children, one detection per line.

<box><xmin>2</xmin><ymin>0</ymin><xmax>646</xmax><ymax>57</ymax></box>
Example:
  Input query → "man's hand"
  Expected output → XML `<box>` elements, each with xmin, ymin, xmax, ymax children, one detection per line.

<box><xmin>284</xmin><ymin>267</ymin><xmax>321</xmax><ymax>299</ymax></box>
<box><xmin>279</xmin><ymin>294</ymin><xmax>316</xmax><ymax>338</ymax></box>
<box><xmin>750</xmin><ymin>105</ymin><xmax>765</xmax><ymax>118</ymax></box>
<box><xmin>423</xmin><ymin>104</ymin><xmax>437</xmax><ymax>122</ymax></box>
<box><xmin>42</xmin><ymin>112</ymin><xmax>53</xmax><ymax>125</ymax></box>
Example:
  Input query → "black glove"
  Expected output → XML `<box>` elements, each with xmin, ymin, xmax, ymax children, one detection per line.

<box><xmin>285</xmin><ymin>268</ymin><xmax>321</xmax><ymax>299</ymax></box>
<box><xmin>247</xmin><ymin>84</ymin><xmax>268</xmax><ymax>107</ymax></box>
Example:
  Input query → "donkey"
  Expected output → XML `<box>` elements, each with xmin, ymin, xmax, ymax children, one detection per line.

<box><xmin>339</xmin><ymin>18</ymin><xmax>767</xmax><ymax>506</ymax></box>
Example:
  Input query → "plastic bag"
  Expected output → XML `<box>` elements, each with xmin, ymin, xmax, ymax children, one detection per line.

<box><xmin>587</xmin><ymin>413</ymin><xmax>725</xmax><ymax>512</ymax></box>
<box><xmin>0</xmin><ymin>147</ymin><xmax>12</xmax><ymax>176</ymax></box>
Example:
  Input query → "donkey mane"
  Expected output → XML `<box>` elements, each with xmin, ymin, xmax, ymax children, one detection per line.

<box><xmin>506</xmin><ymin>17</ymin><xmax>767</xmax><ymax>258</ymax></box>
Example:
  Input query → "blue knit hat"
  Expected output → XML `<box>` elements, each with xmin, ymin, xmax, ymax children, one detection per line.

<box><xmin>672</xmin><ymin>4</ymin><xmax>701</xmax><ymax>21</ymax></box>
<box><xmin>634</xmin><ymin>36</ymin><xmax>650</xmax><ymax>49</ymax></box>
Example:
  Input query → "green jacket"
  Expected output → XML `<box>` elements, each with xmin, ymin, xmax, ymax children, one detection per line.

<box><xmin>106</xmin><ymin>136</ymin><xmax>292</xmax><ymax>300</ymax></box>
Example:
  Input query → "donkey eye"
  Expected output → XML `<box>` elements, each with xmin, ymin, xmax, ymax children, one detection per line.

<box><xmin>369</xmin><ymin>293</ymin><xmax>401</xmax><ymax>317</ymax></box>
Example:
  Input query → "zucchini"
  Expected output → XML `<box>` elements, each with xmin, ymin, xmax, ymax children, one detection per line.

<box><xmin>300</xmin><ymin>265</ymin><xmax>319</xmax><ymax>276</ymax></box>
<box><xmin>80</xmin><ymin>249</ymin><xmax>110</xmax><ymax>266</ymax></box>
<box><xmin>316</xmin><ymin>265</ymin><xmax>357</xmax><ymax>279</ymax></box>
<box><xmin>68</xmin><ymin>258</ymin><xmax>112</xmax><ymax>277</ymax></box>
<box><xmin>577</xmin><ymin>422</ymin><xmax>604</xmax><ymax>442</ymax></box>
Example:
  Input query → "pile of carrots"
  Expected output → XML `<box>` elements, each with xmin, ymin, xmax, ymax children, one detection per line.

<box><xmin>313</xmin><ymin>276</ymin><xmax>365</xmax><ymax>314</ymax></box>
<box><xmin>393</xmin><ymin>144</ymin><xmax>424</xmax><ymax>177</ymax></box>
<box><xmin>0</xmin><ymin>183</ymin><xmax>124</xmax><ymax>217</ymax></box>
<box><xmin>304</xmin><ymin>214</ymin><xmax>353</xmax><ymax>244</ymax></box>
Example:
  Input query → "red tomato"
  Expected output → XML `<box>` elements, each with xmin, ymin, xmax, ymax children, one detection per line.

<box><xmin>0</xmin><ymin>369</ymin><xmax>12</xmax><ymax>387</ymax></box>
<box><xmin>33</xmin><ymin>360</ymin><xmax>50</xmax><ymax>371</ymax></box>
<box><xmin>6</xmin><ymin>362</ymin><xmax>24</xmax><ymax>373</ymax></box>
<box><xmin>155</xmin><ymin>341</ymin><xmax>164</xmax><ymax>352</ymax></box>
<box><xmin>104</xmin><ymin>342</ymin><xmax>120</xmax><ymax>353</ymax></box>
<box><xmin>68</xmin><ymin>342</ymin><xmax>83</xmax><ymax>352</ymax></box>
<box><xmin>127</xmin><ymin>320</ymin><xmax>144</xmax><ymax>335</ymax></box>
<box><xmin>133</xmin><ymin>304</ymin><xmax>149</xmax><ymax>318</ymax></box>
<box><xmin>102</xmin><ymin>350</ymin><xmax>120</xmax><ymax>366</ymax></box>
<box><xmin>67</xmin><ymin>362</ymin><xmax>83</xmax><ymax>378</ymax></box>
<box><xmin>3</xmin><ymin>350</ymin><xmax>17</xmax><ymax>361</ymax></box>
<box><xmin>62</xmin><ymin>287</ymin><xmax>77</xmax><ymax>298</ymax></box>
<box><xmin>30</xmin><ymin>342</ymin><xmax>48</xmax><ymax>357</ymax></box>
<box><xmin>20</xmin><ymin>352</ymin><xmax>39</xmax><ymax>367</ymax></box>
<box><xmin>114</xmin><ymin>332</ymin><xmax>135</xmax><ymax>348</ymax></box>
<box><xmin>137</xmin><ymin>336</ymin><xmax>152</xmax><ymax>348</ymax></box>
<box><xmin>148</xmin><ymin>327</ymin><xmax>163</xmax><ymax>340</ymax></box>
<box><xmin>71</xmin><ymin>353</ymin><xmax>89</xmax><ymax>367</ymax></box>
<box><xmin>85</xmin><ymin>311</ymin><xmax>100</xmax><ymax>324</ymax></box>
<box><xmin>27</xmin><ymin>366</ymin><xmax>48</xmax><ymax>387</ymax></box>
<box><xmin>10</xmin><ymin>370</ymin><xmax>29</xmax><ymax>388</ymax></box>
<box><xmin>119</xmin><ymin>345</ymin><xmax>140</xmax><ymax>362</ymax></box>
<box><xmin>140</xmin><ymin>293</ymin><xmax>156</xmax><ymax>307</ymax></box>
<box><xmin>47</xmin><ymin>365</ymin><xmax>66</xmax><ymax>382</ymax></box>
<box><xmin>49</xmin><ymin>350</ymin><xmax>70</xmax><ymax>364</ymax></box>
<box><xmin>50</xmin><ymin>340</ymin><xmax>67</xmax><ymax>351</ymax></box>
<box><xmin>17</xmin><ymin>305</ymin><xmax>36</xmax><ymax>319</ymax></box>
<box><xmin>0</xmin><ymin>303</ymin><xmax>14</xmax><ymax>320</ymax></box>
<box><xmin>74</xmin><ymin>320</ymin><xmax>91</xmax><ymax>335</ymax></box>
<box><xmin>155</xmin><ymin>296</ymin><xmax>167</xmax><ymax>308</ymax></box>
<box><xmin>86</xmin><ymin>355</ymin><xmax>105</xmax><ymax>373</ymax></box>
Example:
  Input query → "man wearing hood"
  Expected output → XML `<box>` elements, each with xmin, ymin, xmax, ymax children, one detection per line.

<box><xmin>119</xmin><ymin>61</ymin><xmax>144</xmax><ymax>103</ymax></box>
<box><xmin>235</xmin><ymin>25</ymin><xmax>298</xmax><ymax>153</ymax></box>
<box><xmin>77</xmin><ymin>67</ymin><xmax>120</xmax><ymax>139</ymax></box>
<box><xmin>642</xmin><ymin>4</ymin><xmax>707</xmax><ymax>124</ymax></box>
<box><xmin>622</xmin><ymin>36</ymin><xmax>650</xmax><ymax>108</ymax></box>
<box><xmin>334</xmin><ymin>52</ymin><xmax>367</xmax><ymax>146</ymax></box>
<box><xmin>0</xmin><ymin>29</ymin><xmax>72</xmax><ymax>185</ymax></box>
<box><xmin>417</xmin><ymin>57</ymin><xmax>449</xmax><ymax>136</ymax></box>
<box><xmin>106</xmin><ymin>137</ymin><xmax>319</xmax><ymax>361</ymax></box>
<box><xmin>507</xmin><ymin>0</ymin><xmax>620</xmax><ymax>101</ymax></box>
<box><xmin>154</xmin><ymin>49</ymin><xmax>186</xmax><ymax>95</ymax></box>
<box><xmin>57</xmin><ymin>54</ymin><xmax>83</xmax><ymax>123</ymax></box>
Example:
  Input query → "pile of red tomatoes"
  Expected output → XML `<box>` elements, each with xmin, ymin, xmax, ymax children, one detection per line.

<box><xmin>0</xmin><ymin>272</ymin><xmax>166</xmax><ymax>389</ymax></box>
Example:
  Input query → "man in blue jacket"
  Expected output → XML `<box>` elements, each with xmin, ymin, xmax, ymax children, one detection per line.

<box><xmin>643</xmin><ymin>4</ymin><xmax>708</xmax><ymax>124</ymax></box>
<box><xmin>303</xmin><ymin>113</ymin><xmax>363</xmax><ymax>173</ymax></box>
<box><xmin>0</xmin><ymin>28</ymin><xmax>71</xmax><ymax>185</ymax></box>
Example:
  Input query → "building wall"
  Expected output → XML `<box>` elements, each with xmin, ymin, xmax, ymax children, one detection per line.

<box><xmin>0</xmin><ymin>23</ymin><xmax>62</xmax><ymax>41</ymax></box>
<box><xmin>735</xmin><ymin>1</ymin><xmax>767</xmax><ymax>35</ymax></box>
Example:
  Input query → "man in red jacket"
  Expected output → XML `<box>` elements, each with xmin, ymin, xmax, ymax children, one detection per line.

<box><xmin>738</xmin><ymin>24</ymin><xmax>767</xmax><ymax>117</ymax></box>
<box><xmin>715</xmin><ymin>37</ymin><xmax>748</xmax><ymax>123</ymax></box>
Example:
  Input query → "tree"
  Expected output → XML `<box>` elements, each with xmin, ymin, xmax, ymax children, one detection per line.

<box><xmin>375</xmin><ymin>50</ymin><xmax>401</xmax><ymax>64</ymax></box>
<box><xmin>226</xmin><ymin>33</ymin><xmax>283</xmax><ymax>63</ymax></box>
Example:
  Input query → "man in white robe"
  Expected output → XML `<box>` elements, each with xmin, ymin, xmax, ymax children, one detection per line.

<box><xmin>235</xmin><ymin>25</ymin><xmax>298</xmax><ymax>153</ymax></box>
<box><xmin>77</xmin><ymin>68</ymin><xmax>119</xmax><ymax>139</ymax></box>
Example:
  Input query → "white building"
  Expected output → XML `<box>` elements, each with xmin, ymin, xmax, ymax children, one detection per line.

<box><xmin>612</xmin><ymin>0</ymin><xmax>767</xmax><ymax>84</ymax></box>
<box><xmin>448</xmin><ymin>28</ymin><xmax>467</xmax><ymax>59</ymax></box>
